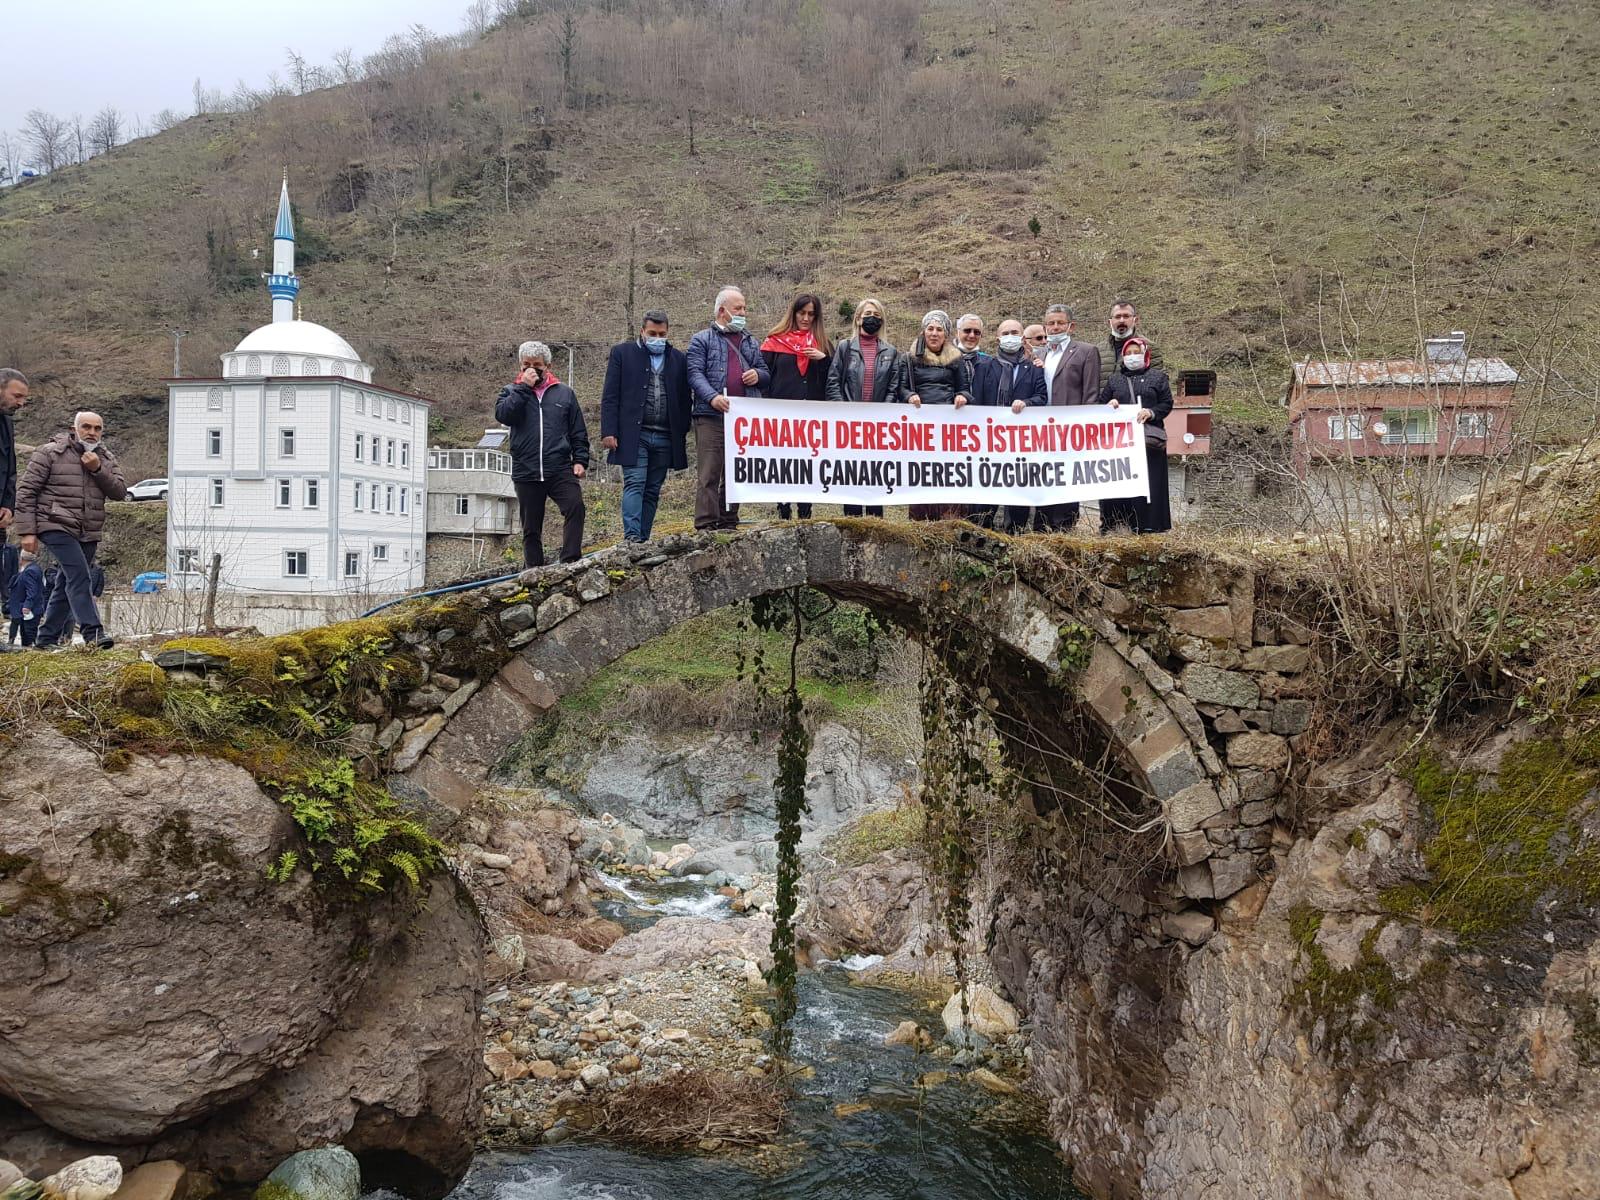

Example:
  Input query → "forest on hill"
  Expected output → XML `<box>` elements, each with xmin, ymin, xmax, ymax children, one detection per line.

<box><xmin>0</xmin><ymin>0</ymin><xmax>1595</xmax><ymax>478</ymax></box>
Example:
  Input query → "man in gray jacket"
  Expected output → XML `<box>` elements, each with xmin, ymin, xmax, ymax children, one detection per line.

<box><xmin>685</xmin><ymin>286</ymin><xmax>768</xmax><ymax>530</ymax></box>
<box><xmin>15</xmin><ymin>410</ymin><xmax>126</xmax><ymax>649</ymax></box>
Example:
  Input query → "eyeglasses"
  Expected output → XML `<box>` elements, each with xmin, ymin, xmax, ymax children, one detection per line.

<box><xmin>959</xmin><ymin>329</ymin><xmax>981</xmax><ymax>337</ymax></box>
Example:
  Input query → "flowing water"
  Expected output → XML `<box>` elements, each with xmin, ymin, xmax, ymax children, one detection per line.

<box><xmin>447</xmin><ymin>873</ymin><xmax>1085</xmax><ymax>1200</ymax></box>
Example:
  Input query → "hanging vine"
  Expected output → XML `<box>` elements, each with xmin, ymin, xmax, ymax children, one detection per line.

<box><xmin>743</xmin><ymin>587</ymin><xmax>832</xmax><ymax>1059</ymax></box>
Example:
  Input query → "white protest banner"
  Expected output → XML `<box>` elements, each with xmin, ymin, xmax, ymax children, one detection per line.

<box><xmin>724</xmin><ymin>397</ymin><xmax>1149</xmax><ymax>507</ymax></box>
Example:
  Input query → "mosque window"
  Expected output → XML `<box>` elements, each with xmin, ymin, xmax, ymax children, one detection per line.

<box><xmin>332</xmin><ymin>362</ymin><xmax>346</xmax><ymax>377</ymax></box>
<box><xmin>272</xmin><ymin>355</ymin><xmax>291</xmax><ymax>374</ymax></box>
<box><xmin>279</xmin><ymin>386</ymin><xmax>297</xmax><ymax>410</ymax></box>
<box><xmin>207</xmin><ymin>387</ymin><xmax>225</xmax><ymax>410</ymax></box>
<box><xmin>246</xmin><ymin>355</ymin><xmax>262</xmax><ymax>375</ymax></box>
<box><xmin>402</xmin><ymin>404</ymin><xmax>412</xmax><ymax>425</ymax></box>
<box><xmin>302</xmin><ymin>357</ymin><xmax>321</xmax><ymax>374</ymax></box>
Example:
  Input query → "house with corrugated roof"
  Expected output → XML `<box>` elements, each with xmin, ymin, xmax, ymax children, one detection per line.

<box><xmin>1285</xmin><ymin>332</ymin><xmax>1518</xmax><ymax>471</ymax></box>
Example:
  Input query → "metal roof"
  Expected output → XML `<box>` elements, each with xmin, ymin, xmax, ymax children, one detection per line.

<box><xmin>1292</xmin><ymin>357</ymin><xmax>1519</xmax><ymax>388</ymax></box>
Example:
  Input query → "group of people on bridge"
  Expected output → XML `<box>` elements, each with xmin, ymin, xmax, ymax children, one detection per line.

<box><xmin>499</xmin><ymin>291</ymin><xmax>1176</xmax><ymax>568</ymax></box>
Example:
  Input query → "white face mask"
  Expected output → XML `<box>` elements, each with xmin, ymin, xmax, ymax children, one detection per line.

<box><xmin>1047</xmin><ymin>331</ymin><xmax>1070</xmax><ymax>348</ymax></box>
<box><xmin>1122</xmin><ymin>354</ymin><xmax>1145</xmax><ymax>371</ymax></box>
<box><xmin>998</xmin><ymin>335</ymin><xmax>1024</xmax><ymax>353</ymax></box>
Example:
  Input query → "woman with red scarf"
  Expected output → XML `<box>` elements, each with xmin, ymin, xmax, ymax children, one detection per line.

<box><xmin>761</xmin><ymin>293</ymin><xmax>833</xmax><ymax>519</ymax></box>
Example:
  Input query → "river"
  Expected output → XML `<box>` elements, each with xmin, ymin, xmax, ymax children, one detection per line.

<box><xmin>446</xmin><ymin>870</ymin><xmax>1085</xmax><ymax>1200</ymax></box>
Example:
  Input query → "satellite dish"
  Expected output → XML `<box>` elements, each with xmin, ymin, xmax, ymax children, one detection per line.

<box><xmin>1372</xmin><ymin>421</ymin><xmax>1389</xmax><ymax>436</ymax></box>
<box><xmin>1183</xmin><ymin>432</ymin><xmax>1196</xmax><ymax>445</ymax></box>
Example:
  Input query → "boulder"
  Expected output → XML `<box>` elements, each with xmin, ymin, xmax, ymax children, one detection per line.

<box><xmin>259</xmin><ymin>1148</ymin><xmax>359</xmax><ymax>1200</ymax></box>
<box><xmin>42</xmin><ymin>1159</ymin><xmax>122</xmax><ymax>1200</ymax></box>
<box><xmin>0</xmin><ymin>1166</ymin><xmax>22</xmax><ymax>1193</ymax></box>
<box><xmin>802</xmin><ymin>854</ymin><xmax>930</xmax><ymax>958</ymax></box>
<box><xmin>884</xmin><ymin>1021</ymin><xmax>933</xmax><ymax>1050</ymax></box>
<box><xmin>587</xmin><ymin>916</ymin><xmax>775</xmax><ymax>979</ymax></box>
<box><xmin>0</xmin><ymin>730</ymin><xmax>412</xmax><ymax>1143</ymax></box>
<box><xmin>157</xmin><ymin>880</ymin><xmax>483</xmax><ymax>1196</ymax></box>
<box><xmin>941</xmin><ymin>984</ymin><xmax>1020</xmax><ymax>1040</ymax></box>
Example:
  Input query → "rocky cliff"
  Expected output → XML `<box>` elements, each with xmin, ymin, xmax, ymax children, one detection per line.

<box><xmin>989</xmin><ymin>720</ymin><xmax>1600</xmax><ymax>1199</ymax></box>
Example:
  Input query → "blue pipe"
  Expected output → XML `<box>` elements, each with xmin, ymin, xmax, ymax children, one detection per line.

<box><xmin>360</xmin><ymin>571</ymin><xmax>523</xmax><ymax>618</ymax></box>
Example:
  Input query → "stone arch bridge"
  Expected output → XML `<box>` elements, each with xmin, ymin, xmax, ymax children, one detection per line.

<box><xmin>357</xmin><ymin>520</ymin><xmax>1312</xmax><ymax>913</ymax></box>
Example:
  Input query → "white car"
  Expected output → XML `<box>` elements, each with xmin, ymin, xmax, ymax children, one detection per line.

<box><xmin>127</xmin><ymin>478</ymin><xmax>169</xmax><ymax>501</ymax></box>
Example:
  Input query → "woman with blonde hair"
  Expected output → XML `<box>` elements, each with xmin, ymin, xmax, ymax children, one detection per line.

<box><xmin>761</xmin><ymin>293</ymin><xmax>833</xmax><ymax>519</ymax></box>
<box><xmin>826</xmin><ymin>298</ymin><xmax>906</xmax><ymax>517</ymax></box>
<box><xmin>899</xmin><ymin>309</ymin><xmax>972</xmax><ymax>520</ymax></box>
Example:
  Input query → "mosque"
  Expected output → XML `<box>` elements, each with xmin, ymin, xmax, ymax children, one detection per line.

<box><xmin>164</xmin><ymin>177</ymin><xmax>432</xmax><ymax>594</ymax></box>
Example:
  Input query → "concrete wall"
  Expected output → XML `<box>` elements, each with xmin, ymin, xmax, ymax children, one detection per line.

<box><xmin>102</xmin><ymin>588</ymin><xmax>401</xmax><ymax>638</ymax></box>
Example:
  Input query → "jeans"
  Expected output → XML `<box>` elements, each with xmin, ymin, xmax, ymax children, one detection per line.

<box><xmin>621</xmin><ymin>429</ymin><xmax>673</xmax><ymax>541</ymax></box>
<box><xmin>36</xmin><ymin>532</ymin><xmax>102</xmax><ymax>644</ymax></box>
<box><xmin>515</xmin><ymin>472</ymin><xmax>586</xmax><ymax>567</ymax></box>
<box><xmin>8</xmin><ymin>616</ymin><xmax>38</xmax><ymax>646</ymax></box>
<box><xmin>1034</xmin><ymin>503</ymin><xmax>1080</xmax><ymax>533</ymax></box>
<box><xmin>842</xmin><ymin>505</ymin><xmax>884</xmax><ymax>518</ymax></box>
<box><xmin>775</xmin><ymin>502</ymin><xmax>813</xmax><ymax>520</ymax></box>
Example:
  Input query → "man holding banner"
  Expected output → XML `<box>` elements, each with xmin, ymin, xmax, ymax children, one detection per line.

<box><xmin>969</xmin><ymin>317</ymin><xmax>1047</xmax><ymax>532</ymax></box>
<box><xmin>687</xmin><ymin>287</ymin><xmax>769</xmax><ymax>531</ymax></box>
<box><xmin>1036</xmin><ymin>304</ymin><xmax>1102</xmax><ymax>532</ymax></box>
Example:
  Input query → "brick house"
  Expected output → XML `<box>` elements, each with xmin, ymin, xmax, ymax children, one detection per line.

<box><xmin>1286</xmin><ymin>333</ymin><xmax>1517</xmax><ymax>471</ymax></box>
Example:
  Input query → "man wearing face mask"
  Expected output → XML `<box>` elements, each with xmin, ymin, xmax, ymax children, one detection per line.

<box><xmin>15</xmin><ymin>410</ymin><xmax>126</xmax><ymax>649</ymax></box>
<box><xmin>601</xmin><ymin>310</ymin><xmax>691</xmax><ymax>543</ymax></box>
<box><xmin>969</xmin><ymin>318</ymin><xmax>1047</xmax><ymax>532</ymax></box>
<box><xmin>497</xmin><ymin>341</ymin><xmax>591</xmax><ymax>567</ymax></box>
<box><xmin>1098</xmin><ymin>299</ymin><xmax>1165</xmax><ymax>380</ymax></box>
<box><xmin>1036</xmin><ymin>304</ymin><xmax>1101</xmax><ymax>532</ymax></box>
<box><xmin>686</xmin><ymin>286</ymin><xmax>769</xmax><ymax>531</ymax></box>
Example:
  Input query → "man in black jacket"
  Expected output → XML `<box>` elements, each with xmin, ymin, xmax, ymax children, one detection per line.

<box><xmin>600</xmin><ymin>310</ymin><xmax>691</xmax><ymax>542</ymax></box>
<box><xmin>495</xmin><ymin>341</ymin><xmax>591</xmax><ymax>567</ymax></box>
<box><xmin>0</xmin><ymin>369</ymin><xmax>28</xmax><ymax>553</ymax></box>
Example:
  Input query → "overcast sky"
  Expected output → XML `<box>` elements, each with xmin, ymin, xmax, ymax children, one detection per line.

<box><xmin>3</xmin><ymin>0</ymin><xmax>473</xmax><ymax>141</ymax></box>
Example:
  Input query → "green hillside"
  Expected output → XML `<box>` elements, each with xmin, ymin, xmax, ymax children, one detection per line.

<box><xmin>1</xmin><ymin>0</ymin><xmax>1595</xmax><ymax>480</ymax></box>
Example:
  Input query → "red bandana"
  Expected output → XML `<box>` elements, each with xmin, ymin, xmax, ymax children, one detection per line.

<box><xmin>760</xmin><ymin>329</ymin><xmax>818</xmax><ymax>376</ymax></box>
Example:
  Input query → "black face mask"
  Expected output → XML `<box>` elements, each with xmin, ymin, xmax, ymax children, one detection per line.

<box><xmin>860</xmin><ymin>316</ymin><xmax>883</xmax><ymax>335</ymax></box>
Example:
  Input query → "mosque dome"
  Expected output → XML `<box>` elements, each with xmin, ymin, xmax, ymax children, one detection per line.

<box><xmin>221</xmin><ymin>320</ymin><xmax>372</xmax><ymax>382</ymax></box>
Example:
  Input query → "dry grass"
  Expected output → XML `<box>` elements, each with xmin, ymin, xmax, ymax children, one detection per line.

<box><xmin>593</xmin><ymin>1068</ymin><xmax>785</xmax><ymax>1150</ymax></box>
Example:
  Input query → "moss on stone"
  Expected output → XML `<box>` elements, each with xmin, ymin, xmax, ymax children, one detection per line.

<box><xmin>832</xmin><ymin>806</ymin><xmax>926</xmax><ymax>867</ymax></box>
<box><xmin>89</xmin><ymin>824</ymin><xmax>135</xmax><ymax>863</ymax></box>
<box><xmin>114</xmin><ymin>661</ymin><xmax>168</xmax><ymax>715</ymax></box>
<box><xmin>1285</xmin><ymin>905</ymin><xmax>1405</xmax><ymax>1047</ymax></box>
<box><xmin>253</xmin><ymin>1180</ymin><xmax>302</xmax><ymax>1200</ymax></box>
<box><xmin>1382</xmin><ymin>735</ymin><xmax>1600</xmax><ymax>938</ymax></box>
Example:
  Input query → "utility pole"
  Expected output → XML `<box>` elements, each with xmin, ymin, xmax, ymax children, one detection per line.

<box><xmin>201</xmin><ymin>552</ymin><xmax>222</xmax><ymax>632</ymax></box>
<box><xmin>170</xmin><ymin>328</ymin><xmax>190</xmax><ymax>377</ymax></box>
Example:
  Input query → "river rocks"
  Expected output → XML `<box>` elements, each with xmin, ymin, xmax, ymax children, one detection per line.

<box><xmin>578</xmin><ymin>1065</ymin><xmax>611</xmax><ymax>1089</ymax></box>
<box><xmin>259</xmin><ymin>1148</ymin><xmax>359</xmax><ymax>1200</ymax></box>
<box><xmin>885</xmin><ymin>1021</ymin><xmax>935</xmax><ymax>1050</ymax></box>
<box><xmin>109</xmin><ymin>1162</ymin><xmax>188</xmax><ymax>1200</ymax></box>
<box><xmin>941</xmin><ymin>984</ymin><xmax>1020</xmax><ymax>1040</ymax></box>
<box><xmin>42</xmin><ymin>1158</ymin><xmax>122</xmax><ymax>1200</ymax></box>
<box><xmin>967</xmin><ymin>1068</ymin><xmax>1020</xmax><ymax>1096</ymax></box>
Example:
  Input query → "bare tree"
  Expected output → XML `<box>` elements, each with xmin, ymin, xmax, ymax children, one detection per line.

<box><xmin>23</xmin><ymin>109</ymin><xmax>70</xmax><ymax>172</ymax></box>
<box><xmin>69</xmin><ymin>113</ymin><xmax>87</xmax><ymax>163</ymax></box>
<box><xmin>88</xmin><ymin>106</ymin><xmax>122</xmax><ymax>157</ymax></box>
<box><xmin>286</xmin><ymin>48</ymin><xmax>310</xmax><ymax>95</ymax></box>
<box><xmin>0</xmin><ymin>131</ymin><xmax>18</xmax><ymax>183</ymax></box>
<box><xmin>152</xmin><ymin>108</ymin><xmax>186</xmax><ymax>133</ymax></box>
<box><xmin>557</xmin><ymin>13</ymin><xmax>578</xmax><ymax>108</ymax></box>
<box><xmin>193</xmin><ymin>77</ymin><xmax>206</xmax><ymax>116</ymax></box>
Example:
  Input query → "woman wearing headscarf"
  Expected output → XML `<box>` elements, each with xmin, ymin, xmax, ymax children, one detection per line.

<box><xmin>826</xmin><ymin>298</ymin><xmax>906</xmax><ymax>517</ymax></box>
<box><xmin>761</xmin><ymin>293</ymin><xmax>833</xmax><ymax>520</ymax></box>
<box><xmin>1096</xmin><ymin>335</ymin><xmax>1173</xmax><ymax>534</ymax></box>
<box><xmin>899</xmin><ymin>309</ymin><xmax>972</xmax><ymax>521</ymax></box>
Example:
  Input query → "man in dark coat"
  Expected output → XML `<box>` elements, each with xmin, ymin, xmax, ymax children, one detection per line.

<box><xmin>1037</xmin><ymin>304</ymin><xmax>1102</xmax><ymax>533</ymax></box>
<box><xmin>0</xmin><ymin>369</ymin><xmax>28</xmax><ymax>555</ymax></box>
<box><xmin>495</xmin><ymin>340</ymin><xmax>591</xmax><ymax>568</ymax></box>
<box><xmin>601</xmin><ymin>310</ymin><xmax>691</xmax><ymax>542</ymax></box>
<box><xmin>969</xmin><ymin>318</ymin><xmax>1047</xmax><ymax>532</ymax></box>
